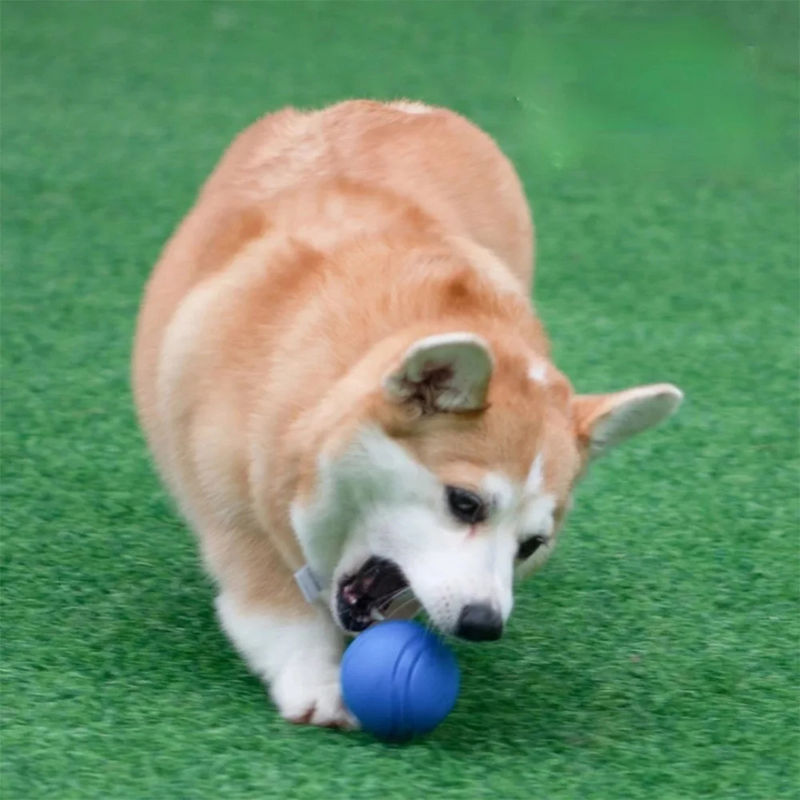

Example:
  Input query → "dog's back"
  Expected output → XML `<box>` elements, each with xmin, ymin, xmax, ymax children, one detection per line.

<box><xmin>134</xmin><ymin>103</ymin><xmax>530</xmax><ymax>407</ymax></box>
<box><xmin>198</xmin><ymin>99</ymin><xmax>533</xmax><ymax>275</ymax></box>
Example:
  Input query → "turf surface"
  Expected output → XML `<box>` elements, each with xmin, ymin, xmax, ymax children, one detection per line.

<box><xmin>2</xmin><ymin>2</ymin><xmax>798</xmax><ymax>798</ymax></box>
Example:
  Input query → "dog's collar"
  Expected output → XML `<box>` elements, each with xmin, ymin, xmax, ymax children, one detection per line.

<box><xmin>294</xmin><ymin>564</ymin><xmax>326</xmax><ymax>604</ymax></box>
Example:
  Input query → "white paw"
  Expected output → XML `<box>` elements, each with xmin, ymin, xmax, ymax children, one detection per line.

<box><xmin>215</xmin><ymin>593</ymin><xmax>355</xmax><ymax>729</ymax></box>
<box><xmin>271</xmin><ymin>662</ymin><xmax>357</xmax><ymax>729</ymax></box>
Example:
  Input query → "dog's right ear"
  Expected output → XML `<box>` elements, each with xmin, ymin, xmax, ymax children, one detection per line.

<box><xmin>573</xmin><ymin>383</ymin><xmax>683</xmax><ymax>459</ymax></box>
<box><xmin>383</xmin><ymin>333</ymin><xmax>494</xmax><ymax>414</ymax></box>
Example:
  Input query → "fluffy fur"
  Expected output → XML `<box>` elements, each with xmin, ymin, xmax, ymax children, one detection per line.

<box><xmin>132</xmin><ymin>99</ymin><xmax>682</xmax><ymax>727</ymax></box>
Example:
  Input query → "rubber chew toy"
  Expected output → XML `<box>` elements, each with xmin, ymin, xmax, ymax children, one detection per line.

<box><xmin>340</xmin><ymin>620</ymin><xmax>460</xmax><ymax>740</ymax></box>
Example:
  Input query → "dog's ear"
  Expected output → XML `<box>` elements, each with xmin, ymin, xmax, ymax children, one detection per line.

<box><xmin>573</xmin><ymin>383</ymin><xmax>683</xmax><ymax>458</ymax></box>
<box><xmin>383</xmin><ymin>333</ymin><xmax>494</xmax><ymax>414</ymax></box>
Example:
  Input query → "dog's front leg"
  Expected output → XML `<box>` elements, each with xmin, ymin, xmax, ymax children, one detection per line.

<box><xmin>215</xmin><ymin>590</ymin><xmax>355</xmax><ymax>728</ymax></box>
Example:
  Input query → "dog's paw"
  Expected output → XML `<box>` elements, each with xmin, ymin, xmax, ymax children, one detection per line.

<box><xmin>271</xmin><ymin>663</ymin><xmax>357</xmax><ymax>729</ymax></box>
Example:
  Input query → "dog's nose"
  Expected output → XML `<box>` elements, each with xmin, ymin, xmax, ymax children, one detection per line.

<box><xmin>455</xmin><ymin>603</ymin><xmax>504</xmax><ymax>641</ymax></box>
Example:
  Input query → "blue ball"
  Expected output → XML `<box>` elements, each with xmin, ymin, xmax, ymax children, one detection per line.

<box><xmin>340</xmin><ymin>620</ymin><xmax>460</xmax><ymax>741</ymax></box>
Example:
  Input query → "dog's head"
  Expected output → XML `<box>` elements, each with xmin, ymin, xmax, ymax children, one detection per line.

<box><xmin>290</xmin><ymin>331</ymin><xmax>682</xmax><ymax>640</ymax></box>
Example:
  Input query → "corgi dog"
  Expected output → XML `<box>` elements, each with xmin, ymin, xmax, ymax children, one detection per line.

<box><xmin>132</xmin><ymin>100</ymin><xmax>682</xmax><ymax>728</ymax></box>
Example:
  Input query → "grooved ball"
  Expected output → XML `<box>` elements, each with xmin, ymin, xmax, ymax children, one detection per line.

<box><xmin>341</xmin><ymin>620</ymin><xmax>460</xmax><ymax>741</ymax></box>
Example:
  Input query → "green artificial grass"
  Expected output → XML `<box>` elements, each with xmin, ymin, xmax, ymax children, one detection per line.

<box><xmin>2</xmin><ymin>2</ymin><xmax>798</xmax><ymax>798</ymax></box>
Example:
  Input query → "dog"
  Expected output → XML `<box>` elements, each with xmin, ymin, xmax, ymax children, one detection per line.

<box><xmin>132</xmin><ymin>100</ymin><xmax>682</xmax><ymax>728</ymax></box>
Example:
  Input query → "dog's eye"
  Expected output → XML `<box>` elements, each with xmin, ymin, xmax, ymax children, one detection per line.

<box><xmin>446</xmin><ymin>487</ymin><xmax>487</xmax><ymax>524</ymax></box>
<box><xmin>516</xmin><ymin>535</ymin><xmax>547</xmax><ymax>560</ymax></box>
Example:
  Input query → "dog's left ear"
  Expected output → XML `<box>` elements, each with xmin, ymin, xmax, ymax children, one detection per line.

<box><xmin>573</xmin><ymin>383</ymin><xmax>683</xmax><ymax>458</ymax></box>
<box><xmin>383</xmin><ymin>332</ymin><xmax>494</xmax><ymax>413</ymax></box>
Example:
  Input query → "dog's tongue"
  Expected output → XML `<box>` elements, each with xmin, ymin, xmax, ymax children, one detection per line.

<box><xmin>370</xmin><ymin>567</ymin><xmax>403</xmax><ymax>600</ymax></box>
<box><xmin>339</xmin><ymin>557</ymin><xmax>415</xmax><ymax>630</ymax></box>
<box><xmin>350</xmin><ymin>557</ymin><xmax>404</xmax><ymax>600</ymax></box>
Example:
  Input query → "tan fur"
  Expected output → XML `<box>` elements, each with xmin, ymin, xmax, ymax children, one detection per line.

<box><xmin>134</xmin><ymin>100</ymin><xmax>536</xmax><ymax>595</ymax></box>
<box><xmin>132</xmin><ymin>100</ymin><xmax>680</xmax><ymax>724</ymax></box>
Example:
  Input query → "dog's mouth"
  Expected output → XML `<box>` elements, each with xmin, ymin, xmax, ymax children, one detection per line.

<box><xmin>336</xmin><ymin>557</ymin><xmax>412</xmax><ymax>633</ymax></box>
